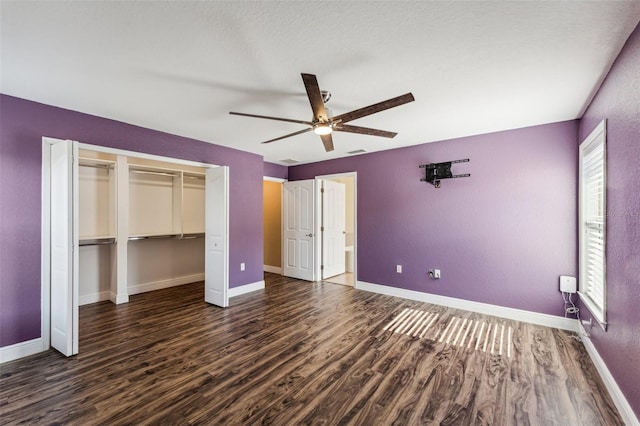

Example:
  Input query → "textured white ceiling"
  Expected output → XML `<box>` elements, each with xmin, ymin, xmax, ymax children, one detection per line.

<box><xmin>2</xmin><ymin>1</ymin><xmax>639</xmax><ymax>165</ymax></box>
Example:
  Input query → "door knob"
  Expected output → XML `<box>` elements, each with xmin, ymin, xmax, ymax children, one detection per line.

<box><xmin>305</xmin><ymin>233</ymin><xmax>313</xmax><ymax>237</ymax></box>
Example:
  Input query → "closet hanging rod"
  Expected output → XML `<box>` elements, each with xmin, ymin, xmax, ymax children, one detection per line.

<box><xmin>128</xmin><ymin>234</ymin><xmax>180</xmax><ymax>241</ymax></box>
<box><xmin>79</xmin><ymin>163</ymin><xmax>114</xmax><ymax>170</ymax></box>
<box><xmin>79</xmin><ymin>237</ymin><xmax>116</xmax><ymax>246</ymax></box>
<box><xmin>129</xmin><ymin>169</ymin><xmax>178</xmax><ymax>178</ymax></box>
<box><xmin>184</xmin><ymin>175</ymin><xmax>205</xmax><ymax>181</ymax></box>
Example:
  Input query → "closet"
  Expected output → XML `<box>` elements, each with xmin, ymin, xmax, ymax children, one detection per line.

<box><xmin>45</xmin><ymin>137</ymin><xmax>229</xmax><ymax>357</ymax></box>
<box><xmin>77</xmin><ymin>149</ymin><xmax>207</xmax><ymax>306</ymax></box>
<box><xmin>77</xmin><ymin>154</ymin><xmax>116</xmax><ymax>305</ymax></box>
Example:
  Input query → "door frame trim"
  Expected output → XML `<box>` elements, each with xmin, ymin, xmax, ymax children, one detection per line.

<box><xmin>263</xmin><ymin>177</ymin><xmax>287</xmax><ymax>275</ymax></box>
<box><xmin>263</xmin><ymin>176</ymin><xmax>286</xmax><ymax>183</ymax></box>
<box><xmin>314</xmin><ymin>172</ymin><xmax>357</xmax><ymax>283</ymax></box>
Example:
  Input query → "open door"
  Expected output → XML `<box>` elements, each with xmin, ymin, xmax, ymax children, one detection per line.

<box><xmin>321</xmin><ymin>180</ymin><xmax>346</xmax><ymax>279</ymax></box>
<box><xmin>49</xmin><ymin>139</ymin><xmax>79</xmax><ymax>356</ymax></box>
<box><xmin>205</xmin><ymin>166</ymin><xmax>229</xmax><ymax>307</ymax></box>
<box><xmin>283</xmin><ymin>180</ymin><xmax>316</xmax><ymax>281</ymax></box>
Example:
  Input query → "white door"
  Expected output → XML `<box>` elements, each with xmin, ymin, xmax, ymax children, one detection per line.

<box><xmin>321</xmin><ymin>180</ymin><xmax>346</xmax><ymax>279</ymax></box>
<box><xmin>50</xmin><ymin>140</ymin><xmax>79</xmax><ymax>356</ymax></box>
<box><xmin>283</xmin><ymin>180</ymin><xmax>316</xmax><ymax>281</ymax></box>
<box><xmin>205</xmin><ymin>166</ymin><xmax>229</xmax><ymax>307</ymax></box>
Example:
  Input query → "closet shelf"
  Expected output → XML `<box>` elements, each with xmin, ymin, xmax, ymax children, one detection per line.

<box><xmin>183</xmin><ymin>173</ymin><xmax>205</xmax><ymax>181</ymax></box>
<box><xmin>179</xmin><ymin>233</ymin><xmax>205</xmax><ymax>240</ymax></box>
<box><xmin>128</xmin><ymin>164</ymin><xmax>184</xmax><ymax>177</ymax></box>
<box><xmin>128</xmin><ymin>233</ymin><xmax>205</xmax><ymax>241</ymax></box>
<box><xmin>129</xmin><ymin>169</ymin><xmax>178</xmax><ymax>178</ymax></box>
<box><xmin>79</xmin><ymin>237</ymin><xmax>116</xmax><ymax>246</ymax></box>
<box><xmin>128</xmin><ymin>233</ymin><xmax>180</xmax><ymax>241</ymax></box>
<box><xmin>79</xmin><ymin>157</ymin><xmax>116</xmax><ymax>169</ymax></box>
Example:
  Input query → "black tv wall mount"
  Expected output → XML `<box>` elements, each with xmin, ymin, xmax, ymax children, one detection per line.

<box><xmin>419</xmin><ymin>158</ymin><xmax>470</xmax><ymax>188</ymax></box>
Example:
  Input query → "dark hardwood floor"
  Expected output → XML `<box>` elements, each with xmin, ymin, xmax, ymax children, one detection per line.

<box><xmin>0</xmin><ymin>273</ymin><xmax>622</xmax><ymax>425</ymax></box>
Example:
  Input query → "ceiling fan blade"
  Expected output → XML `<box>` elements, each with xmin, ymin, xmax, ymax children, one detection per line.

<box><xmin>261</xmin><ymin>128</ymin><xmax>312</xmax><ymax>144</ymax></box>
<box><xmin>320</xmin><ymin>134</ymin><xmax>334</xmax><ymax>152</ymax></box>
<box><xmin>301</xmin><ymin>73</ymin><xmax>329</xmax><ymax>122</ymax></box>
<box><xmin>336</xmin><ymin>124</ymin><xmax>398</xmax><ymax>138</ymax></box>
<box><xmin>332</xmin><ymin>93</ymin><xmax>415</xmax><ymax>124</ymax></box>
<box><xmin>230</xmin><ymin>111</ymin><xmax>312</xmax><ymax>126</ymax></box>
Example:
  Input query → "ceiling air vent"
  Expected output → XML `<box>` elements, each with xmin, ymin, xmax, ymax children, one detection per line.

<box><xmin>279</xmin><ymin>159</ymin><xmax>299</xmax><ymax>164</ymax></box>
<box><xmin>347</xmin><ymin>149</ymin><xmax>367</xmax><ymax>155</ymax></box>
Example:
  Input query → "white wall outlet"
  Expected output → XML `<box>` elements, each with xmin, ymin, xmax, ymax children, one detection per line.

<box><xmin>428</xmin><ymin>269</ymin><xmax>441</xmax><ymax>279</ymax></box>
<box><xmin>560</xmin><ymin>275</ymin><xmax>576</xmax><ymax>293</ymax></box>
<box><xmin>240</xmin><ymin>262</ymin><xmax>246</xmax><ymax>271</ymax></box>
<box><xmin>396</xmin><ymin>265</ymin><xmax>402</xmax><ymax>273</ymax></box>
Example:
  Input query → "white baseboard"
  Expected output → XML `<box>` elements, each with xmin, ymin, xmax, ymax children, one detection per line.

<box><xmin>0</xmin><ymin>338</ymin><xmax>47</xmax><ymax>364</ymax></box>
<box><xmin>263</xmin><ymin>265</ymin><xmax>282</xmax><ymax>274</ymax></box>
<box><xmin>128</xmin><ymin>273</ymin><xmax>205</xmax><ymax>296</ymax></box>
<box><xmin>110</xmin><ymin>291</ymin><xmax>129</xmax><ymax>305</ymax></box>
<box><xmin>578</xmin><ymin>323</ymin><xmax>639</xmax><ymax>425</ymax></box>
<box><xmin>229</xmin><ymin>280</ymin><xmax>265</xmax><ymax>298</ymax></box>
<box><xmin>355</xmin><ymin>280</ymin><xmax>578</xmax><ymax>331</ymax></box>
<box><xmin>79</xmin><ymin>291</ymin><xmax>111</xmax><ymax>306</ymax></box>
<box><xmin>82</xmin><ymin>275</ymin><xmax>263</xmax><ymax>304</ymax></box>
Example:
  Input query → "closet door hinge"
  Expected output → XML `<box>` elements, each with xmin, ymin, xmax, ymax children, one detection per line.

<box><xmin>321</xmin><ymin>265</ymin><xmax>324</xmax><ymax>270</ymax></box>
<box><xmin>321</xmin><ymin>226</ymin><xmax>324</xmax><ymax>232</ymax></box>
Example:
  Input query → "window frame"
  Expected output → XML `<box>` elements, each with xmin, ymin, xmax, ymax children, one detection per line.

<box><xmin>578</xmin><ymin>119</ymin><xmax>607</xmax><ymax>330</ymax></box>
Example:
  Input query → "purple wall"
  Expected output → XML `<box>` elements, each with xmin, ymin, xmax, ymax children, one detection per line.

<box><xmin>263</xmin><ymin>162</ymin><xmax>288</xmax><ymax>180</ymax></box>
<box><xmin>290</xmin><ymin>121</ymin><xmax>579</xmax><ymax>316</ymax></box>
<box><xmin>578</xmin><ymin>23</ymin><xmax>640</xmax><ymax>419</ymax></box>
<box><xmin>0</xmin><ymin>95</ymin><xmax>264</xmax><ymax>348</ymax></box>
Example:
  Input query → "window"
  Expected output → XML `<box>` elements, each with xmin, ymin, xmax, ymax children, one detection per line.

<box><xmin>579</xmin><ymin>120</ymin><xmax>607</xmax><ymax>329</ymax></box>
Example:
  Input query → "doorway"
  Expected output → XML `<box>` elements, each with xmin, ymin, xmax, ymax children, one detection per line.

<box><xmin>317</xmin><ymin>173</ymin><xmax>356</xmax><ymax>287</ymax></box>
<box><xmin>263</xmin><ymin>178</ymin><xmax>285</xmax><ymax>275</ymax></box>
<box><xmin>280</xmin><ymin>172</ymin><xmax>356</xmax><ymax>286</ymax></box>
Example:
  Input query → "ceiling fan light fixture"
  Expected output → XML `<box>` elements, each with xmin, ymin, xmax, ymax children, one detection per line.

<box><xmin>313</xmin><ymin>123</ymin><xmax>333</xmax><ymax>135</ymax></box>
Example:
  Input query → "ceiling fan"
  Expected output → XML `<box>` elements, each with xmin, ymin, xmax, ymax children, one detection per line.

<box><xmin>229</xmin><ymin>73</ymin><xmax>415</xmax><ymax>152</ymax></box>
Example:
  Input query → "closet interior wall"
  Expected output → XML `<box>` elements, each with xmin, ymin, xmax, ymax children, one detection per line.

<box><xmin>78</xmin><ymin>150</ymin><xmax>207</xmax><ymax>305</ymax></box>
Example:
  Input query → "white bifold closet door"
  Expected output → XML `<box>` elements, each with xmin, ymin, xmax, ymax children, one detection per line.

<box><xmin>205</xmin><ymin>166</ymin><xmax>229</xmax><ymax>307</ymax></box>
<box><xmin>50</xmin><ymin>139</ymin><xmax>79</xmax><ymax>356</ymax></box>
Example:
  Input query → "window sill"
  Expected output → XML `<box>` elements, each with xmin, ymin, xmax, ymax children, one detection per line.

<box><xmin>578</xmin><ymin>291</ymin><xmax>608</xmax><ymax>331</ymax></box>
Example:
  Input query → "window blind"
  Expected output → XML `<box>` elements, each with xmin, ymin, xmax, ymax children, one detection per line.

<box><xmin>579</xmin><ymin>121</ymin><xmax>606</xmax><ymax>328</ymax></box>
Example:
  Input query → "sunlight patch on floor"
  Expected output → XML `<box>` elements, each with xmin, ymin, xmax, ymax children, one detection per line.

<box><xmin>383</xmin><ymin>308</ymin><xmax>512</xmax><ymax>357</ymax></box>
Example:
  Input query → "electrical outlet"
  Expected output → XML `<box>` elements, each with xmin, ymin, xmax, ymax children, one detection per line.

<box><xmin>396</xmin><ymin>265</ymin><xmax>402</xmax><ymax>273</ymax></box>
<box><xmin>240</xmin><ymin>262</ymin><xmax>245</xmax><ymax>271</ymax></box>
<box><xmin>428</xmin><ymin>269</ymin><xmax>441</xmax><ymax>279</ymax></box>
